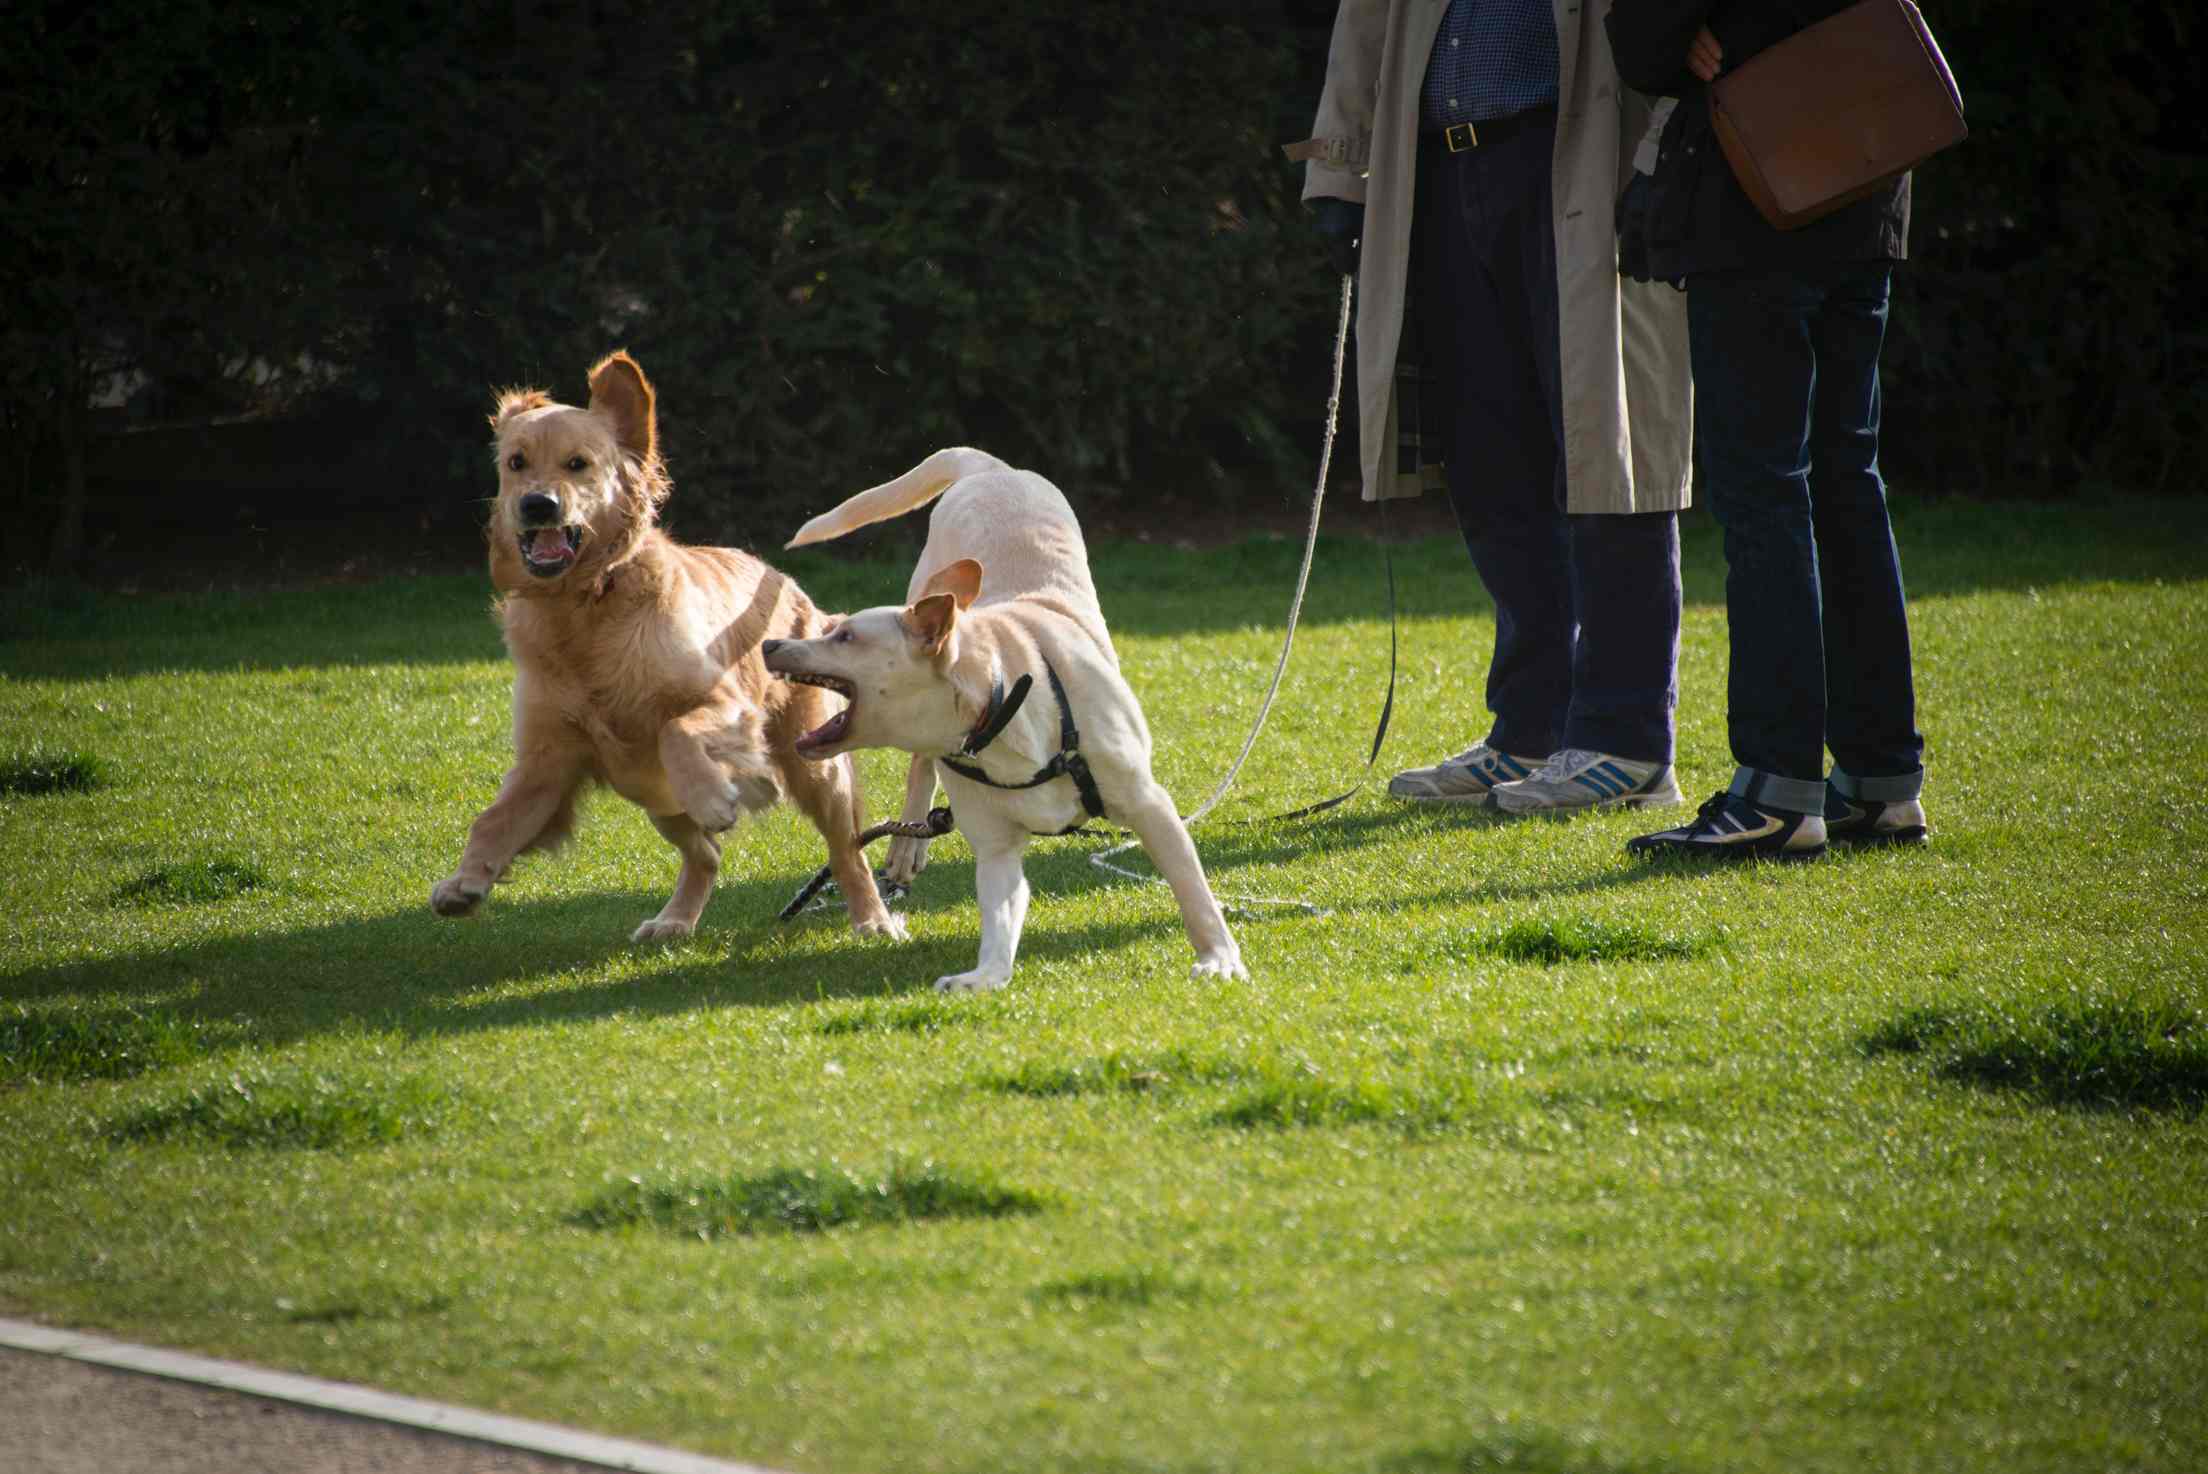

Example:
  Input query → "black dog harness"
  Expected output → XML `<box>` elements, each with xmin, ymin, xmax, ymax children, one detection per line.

<box><xmin>938</xmin><ymin>660</ymin><xmax>1106</xmax><ymax>832</ymax></box>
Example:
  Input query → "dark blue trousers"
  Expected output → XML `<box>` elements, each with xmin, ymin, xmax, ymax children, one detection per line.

<box><xmin>1416</xmin><ymin>118</ymin><xmax>1681</xmax><ymax>765</ymax></box>
<box><xmin>1687</xmin><ymin>263</ymin><xmax>1924</xmax><ymax>815</ymax></box>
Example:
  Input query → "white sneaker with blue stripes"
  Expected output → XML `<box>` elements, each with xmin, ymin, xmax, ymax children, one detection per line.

<box><xmin>1491</xmin><ymin>748</ymin><xmax>1684</xmax><ymax>815</ymax></box>
<box><xmin>1387</xmin><ymin>741</ymin><xmax>1548</xmax><ymax>804</ymax></box>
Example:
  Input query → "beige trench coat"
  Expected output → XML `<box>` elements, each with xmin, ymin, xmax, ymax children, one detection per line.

<box><xmin>1298</xmin><ymin>0</ymin><xmax>1692</xmax><ymax>513</ymax></box>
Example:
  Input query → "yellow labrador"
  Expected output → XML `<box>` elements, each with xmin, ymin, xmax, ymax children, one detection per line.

<box><xmin>761</xmin><ymin>449</ymin><xmax>1244</xmax><ymax>991</ymax></box>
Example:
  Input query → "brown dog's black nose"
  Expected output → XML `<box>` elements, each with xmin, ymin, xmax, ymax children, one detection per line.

<box><xmin>518</xmin><ymin>491</ymin><xmax>560</xmax><ymax>525</ymax></box>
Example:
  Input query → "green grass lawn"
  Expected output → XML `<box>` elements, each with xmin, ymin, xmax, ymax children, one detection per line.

<box><xmin>2</xmin><ymin>494</ymin><xmax>2204</xmax><ymax>1473</ymax></box>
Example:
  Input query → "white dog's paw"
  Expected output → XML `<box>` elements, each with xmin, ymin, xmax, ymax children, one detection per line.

<box><xmin>631</xmin><ymin>916</ymin><xmax>696</xmax><ymax>943</ymax></box>
<box><xmin>934</xmin><ymin>968</ymin><xmax>1010</xmax><ymax>994</ymax></box>
<box><xmin>881</xmin><ymin>835</ymin><xmax>932</xmax><ymax>886</ymax></box>
<box><xmin>853</xmin><ymin>912</ymin><xmax>910</xmax><ymax>941</ymax></box>
<box><xmin>430</xmin><ymin>876</ymin><xmax>485</xmax><ymax>918</ymax></box>
<box><xmin>1191</xmin><ymin>948</ymin><xmax>1248</xmax><ymax>981</ymax></box>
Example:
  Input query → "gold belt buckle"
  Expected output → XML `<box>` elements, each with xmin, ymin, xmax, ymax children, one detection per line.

<box><xmin>1443</xmin><ymin>121</ymin><xmax>1479</xmax><ymax>152</ymax></box>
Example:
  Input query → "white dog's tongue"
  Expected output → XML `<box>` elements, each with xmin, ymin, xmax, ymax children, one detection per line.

<box><xmin>528</xmin><ymin>529</ymin><xmax>573</xmax><ymax>562</ymax></box>
<box><xmin>797</xmin><ymin>708</ymin><xmax>850</xmax><ymax>754</ymax></box>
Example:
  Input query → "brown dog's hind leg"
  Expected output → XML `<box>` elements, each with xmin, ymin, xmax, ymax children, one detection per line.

<box><xmin>635</xmin><ymin>812</ymin><xmax>723</xmax><ymax>941</ymax></box>
<box><xmin>785</xmin><ymin>751</ymin><xmax>906</xmax><ymax>939</ymax></box>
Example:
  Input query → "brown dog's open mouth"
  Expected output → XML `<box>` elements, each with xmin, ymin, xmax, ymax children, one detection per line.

<box><xmin>519</xmin><ymin>525</ymin><xmax>585</xmax><ymax>578</ymax></box>
<box><xmin>782</xmin><ymin>671</ymin><xmax>855</xmax><ymax>756</ymax></box>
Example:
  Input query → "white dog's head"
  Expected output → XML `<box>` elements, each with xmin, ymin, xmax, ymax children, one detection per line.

<box><xmin>762</xmin><ymin>559</ymin><xmax>985</xmax><ymax>760</ymax></box>
<box><xmin>486</xmin><ymin>350</ymin><xmax>670</xmax><ymax>595</ymax></box>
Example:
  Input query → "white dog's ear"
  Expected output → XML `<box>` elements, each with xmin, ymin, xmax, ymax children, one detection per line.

<box><xmin>905</xmin><ymin>592</ymin><xmax>960</xmax><ymax>657</ymax></box>
<box><xmin>490</xmin><ymin>387</ymin><xmax>552</xmax><ymax>430</ymax></box>
<box><xmin>586</xmin><ymin>350</ymin><xmax>657</xmax><ymax>463</ymax></box>
<box><xmin>916</xmin><ymin>558</ymin><xmax>984</xmax><ymax>610</ymax></box>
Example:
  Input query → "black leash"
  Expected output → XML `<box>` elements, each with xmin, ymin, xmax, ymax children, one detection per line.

<box><xmin>776</xmin><ymin>805</ymin><xmax>954</xmax><ymax>922</ymax></box>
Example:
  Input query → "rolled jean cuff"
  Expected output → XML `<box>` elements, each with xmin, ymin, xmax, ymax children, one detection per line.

<box><xmin>1729</xmin><ymin>766</ymin><xmax>1826</xmax><ymax>818</ymax></box>
<box><xmin>1829</xmin><ymin>765</ymin><xmax>1925</xmax><ymax>803</ymax></box>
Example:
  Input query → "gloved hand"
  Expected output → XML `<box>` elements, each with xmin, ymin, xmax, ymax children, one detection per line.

<box><xmin>1616</xmin><ymin>170</ymin><xmax>1657</xmax><ymax>283</ymax></box>
<box><xmin>1309</xmin><ymin>197</ymin><xmax>1365</xmax><ymax>279</ymax></box>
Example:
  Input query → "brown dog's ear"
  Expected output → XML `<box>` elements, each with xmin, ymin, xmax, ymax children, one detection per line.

<box><xmin>586</xmin><ymin>350</ymin><xmax>657</xmax><ymax>463</ymax></box>
<box><xmin>916</xmin><ymin>558</ymin><xmax>984</xmax><ymax>610</ymax></box>
<box><xmin>490</xmin><ymin>387</ymin><xmax>552</xmax><ymax>431</ymax></box>
<box><xmin>904</xmin><ymin>592</ymin><xmax>960</xmax><ymax>656</ymax></box>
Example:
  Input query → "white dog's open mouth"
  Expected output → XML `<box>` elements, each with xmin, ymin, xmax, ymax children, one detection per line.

<box><xmin>782</xmin><ymin>671</ymin><xmax>855</xmax><ymax>756</ymax></box>
<box><xmin>519</xmin><ymin>525</ymin><xmax>584</xmax><ymax>578</ymax></box>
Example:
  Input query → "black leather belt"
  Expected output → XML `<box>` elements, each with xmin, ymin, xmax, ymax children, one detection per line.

<box><xmin>1436</xmin><ymin>107</ymin><xmax>1556</xmax><ymax>153</ymax></box>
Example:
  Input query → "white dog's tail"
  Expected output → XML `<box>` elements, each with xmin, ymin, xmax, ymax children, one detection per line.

<box><xmin>785</xmin><ymin>447</ymin><xmax>1014</xmax><ymax>548</ymax></box>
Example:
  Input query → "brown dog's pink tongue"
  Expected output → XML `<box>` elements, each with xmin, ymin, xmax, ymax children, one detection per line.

<box><xmin>530</xmin><ymin>529</ymin><xmax>572</xmax><ymax>560</ymax></box>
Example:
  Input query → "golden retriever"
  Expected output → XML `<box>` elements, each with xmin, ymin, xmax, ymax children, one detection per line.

<box><xmin>430</xmin><ymin>350</ymin><xmax>901</xmax><ymax>941</ymax></box>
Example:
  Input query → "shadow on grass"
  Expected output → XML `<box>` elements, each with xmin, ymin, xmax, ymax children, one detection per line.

<box><xmin>0</xmin><ymin>860</ymin><xmax>1251</xmax><ymax>1054</ymax></box>
<box><xmin>107</xmin><ymin>1063</ymin><xmax>460</xmax><ymax>1150</ymax></box>
<box><xmin>1378</xmin><ymin>1430</ymin><xmax>1675</xmax><ymax>1474</ymax></box>
<box><xmin>571</xmin><ymin>1160</ymin><xmax>1047</xmax><ymax>1239</ymax></box>
<box><xmin>1859</xmin><ymin>999</ymin><xmax>2208</xmax><ymax>1113</ymax></box>
<box><xmin>0</xmin><ymin>745</ymin><xmax>109</xmax><ymax>797</ymax></box>
<box><xmin>1</xmin><ymin>1003</ymin><xmax>243</xmax><ymax>1086</ymax></box>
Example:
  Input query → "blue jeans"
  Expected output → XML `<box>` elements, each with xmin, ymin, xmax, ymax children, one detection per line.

<box><xmin>1687</xmin><ymin>263</ymin><xmax>1925</xmax><ymax>816</ymax></box>
<box><xmin>1418</xmin><ymin>116</ymin><xmax>1682</xmax><ymax>765</ymax></box>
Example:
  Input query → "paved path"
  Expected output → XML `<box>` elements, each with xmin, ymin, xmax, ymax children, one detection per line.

<box><xmin>0</xmin><ymin>1320</ymin><xmax>787</xmax><ymax>1474</ymax></box>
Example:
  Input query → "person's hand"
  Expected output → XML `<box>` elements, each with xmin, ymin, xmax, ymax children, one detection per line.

<box><xmin>1686</xmin><ymin>25</ymin><xmax>1723</xmax><ymax>82</ymax></box>
<box><xmin>1309</xmin><ymin>197</ymin><xmax>1364</xmax><ymax>278</ymax></box>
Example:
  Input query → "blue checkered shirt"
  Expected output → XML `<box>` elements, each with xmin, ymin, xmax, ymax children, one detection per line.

<box><xmin>1420</xmin><ymin>0</ymin><xmax>1560</xmax><ymax>129</ymax></box>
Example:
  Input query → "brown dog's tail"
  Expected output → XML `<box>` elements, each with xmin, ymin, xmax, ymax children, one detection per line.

<box><xmin>785</xmin><ymin>447</ymin><xmax>1013</xmax><ymax>548</ymax></box>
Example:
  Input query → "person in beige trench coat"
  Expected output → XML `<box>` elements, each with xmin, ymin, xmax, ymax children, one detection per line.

<box><xmin>1293</xmin><ymin>0</ymin><xmax>1697</xmax><ymax>815</ymax></box>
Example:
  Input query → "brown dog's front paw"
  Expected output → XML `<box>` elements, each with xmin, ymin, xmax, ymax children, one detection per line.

<box><xmin>430</xmin><ymin>876</ymin><xmax>486</xmax><ymax>918</ymax></box>
<box><xmin>690</xmin><ymin>766</ymin><xmax>782</xmax><ymax>833</ymax></box>
<box><xmin>851</xmin><ymin>911</ymin><xmax>910</xmax><ymax>941</ymax></box>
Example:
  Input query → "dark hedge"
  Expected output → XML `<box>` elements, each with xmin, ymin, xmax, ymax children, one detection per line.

<box><xmin>3</xmin><ymin>2</ymin><xmax>2197</xmax><ymax>573</ymax></box>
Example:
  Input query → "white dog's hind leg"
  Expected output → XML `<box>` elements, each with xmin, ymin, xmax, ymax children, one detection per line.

<box><xmin>935</xmin><ymin>813</ymin><xmax>1029</xmax><ymax>993</ymax></box>
<box><xmin>633</xmin><ymin>812</ymin><xmax>722</xmax><ymax>942</ymax></box>
<box><xmin>1112</xmin><ymin>776</ymin><xmax>1248</xmax><ymax>981</ymax></box>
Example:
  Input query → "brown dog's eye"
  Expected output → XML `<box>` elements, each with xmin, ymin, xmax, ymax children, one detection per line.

<box><xmin>564</xmin><ymin>454</ymin><xmax>588</xmax><ymax>472</ymax></box>
<box><xmin>506</xmin><ymin>452</ymin><xmax>526</xmax><ymax>472</ymax></box>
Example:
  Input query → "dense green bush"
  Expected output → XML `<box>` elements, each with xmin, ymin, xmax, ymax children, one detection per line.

<box><xmin>4</xmin><ymin>1</ymin><xmax>2197</xmax><ymax>578</ymax></box>
<box><xmin>1886</xmin><ymin>1</ymin><xmax>2204</xmax><ymax>493</ymax></box>
<box><xmin>279</xmin><ymin>2</ymin><xmax>1340</xmax><ymax>535</ymax></box>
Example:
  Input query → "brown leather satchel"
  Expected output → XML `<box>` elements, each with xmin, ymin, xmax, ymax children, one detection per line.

<box><xmin>1708</xmin><ymin>0</ymin><xmax>1966</xmax><ymax>230</ymax></box>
